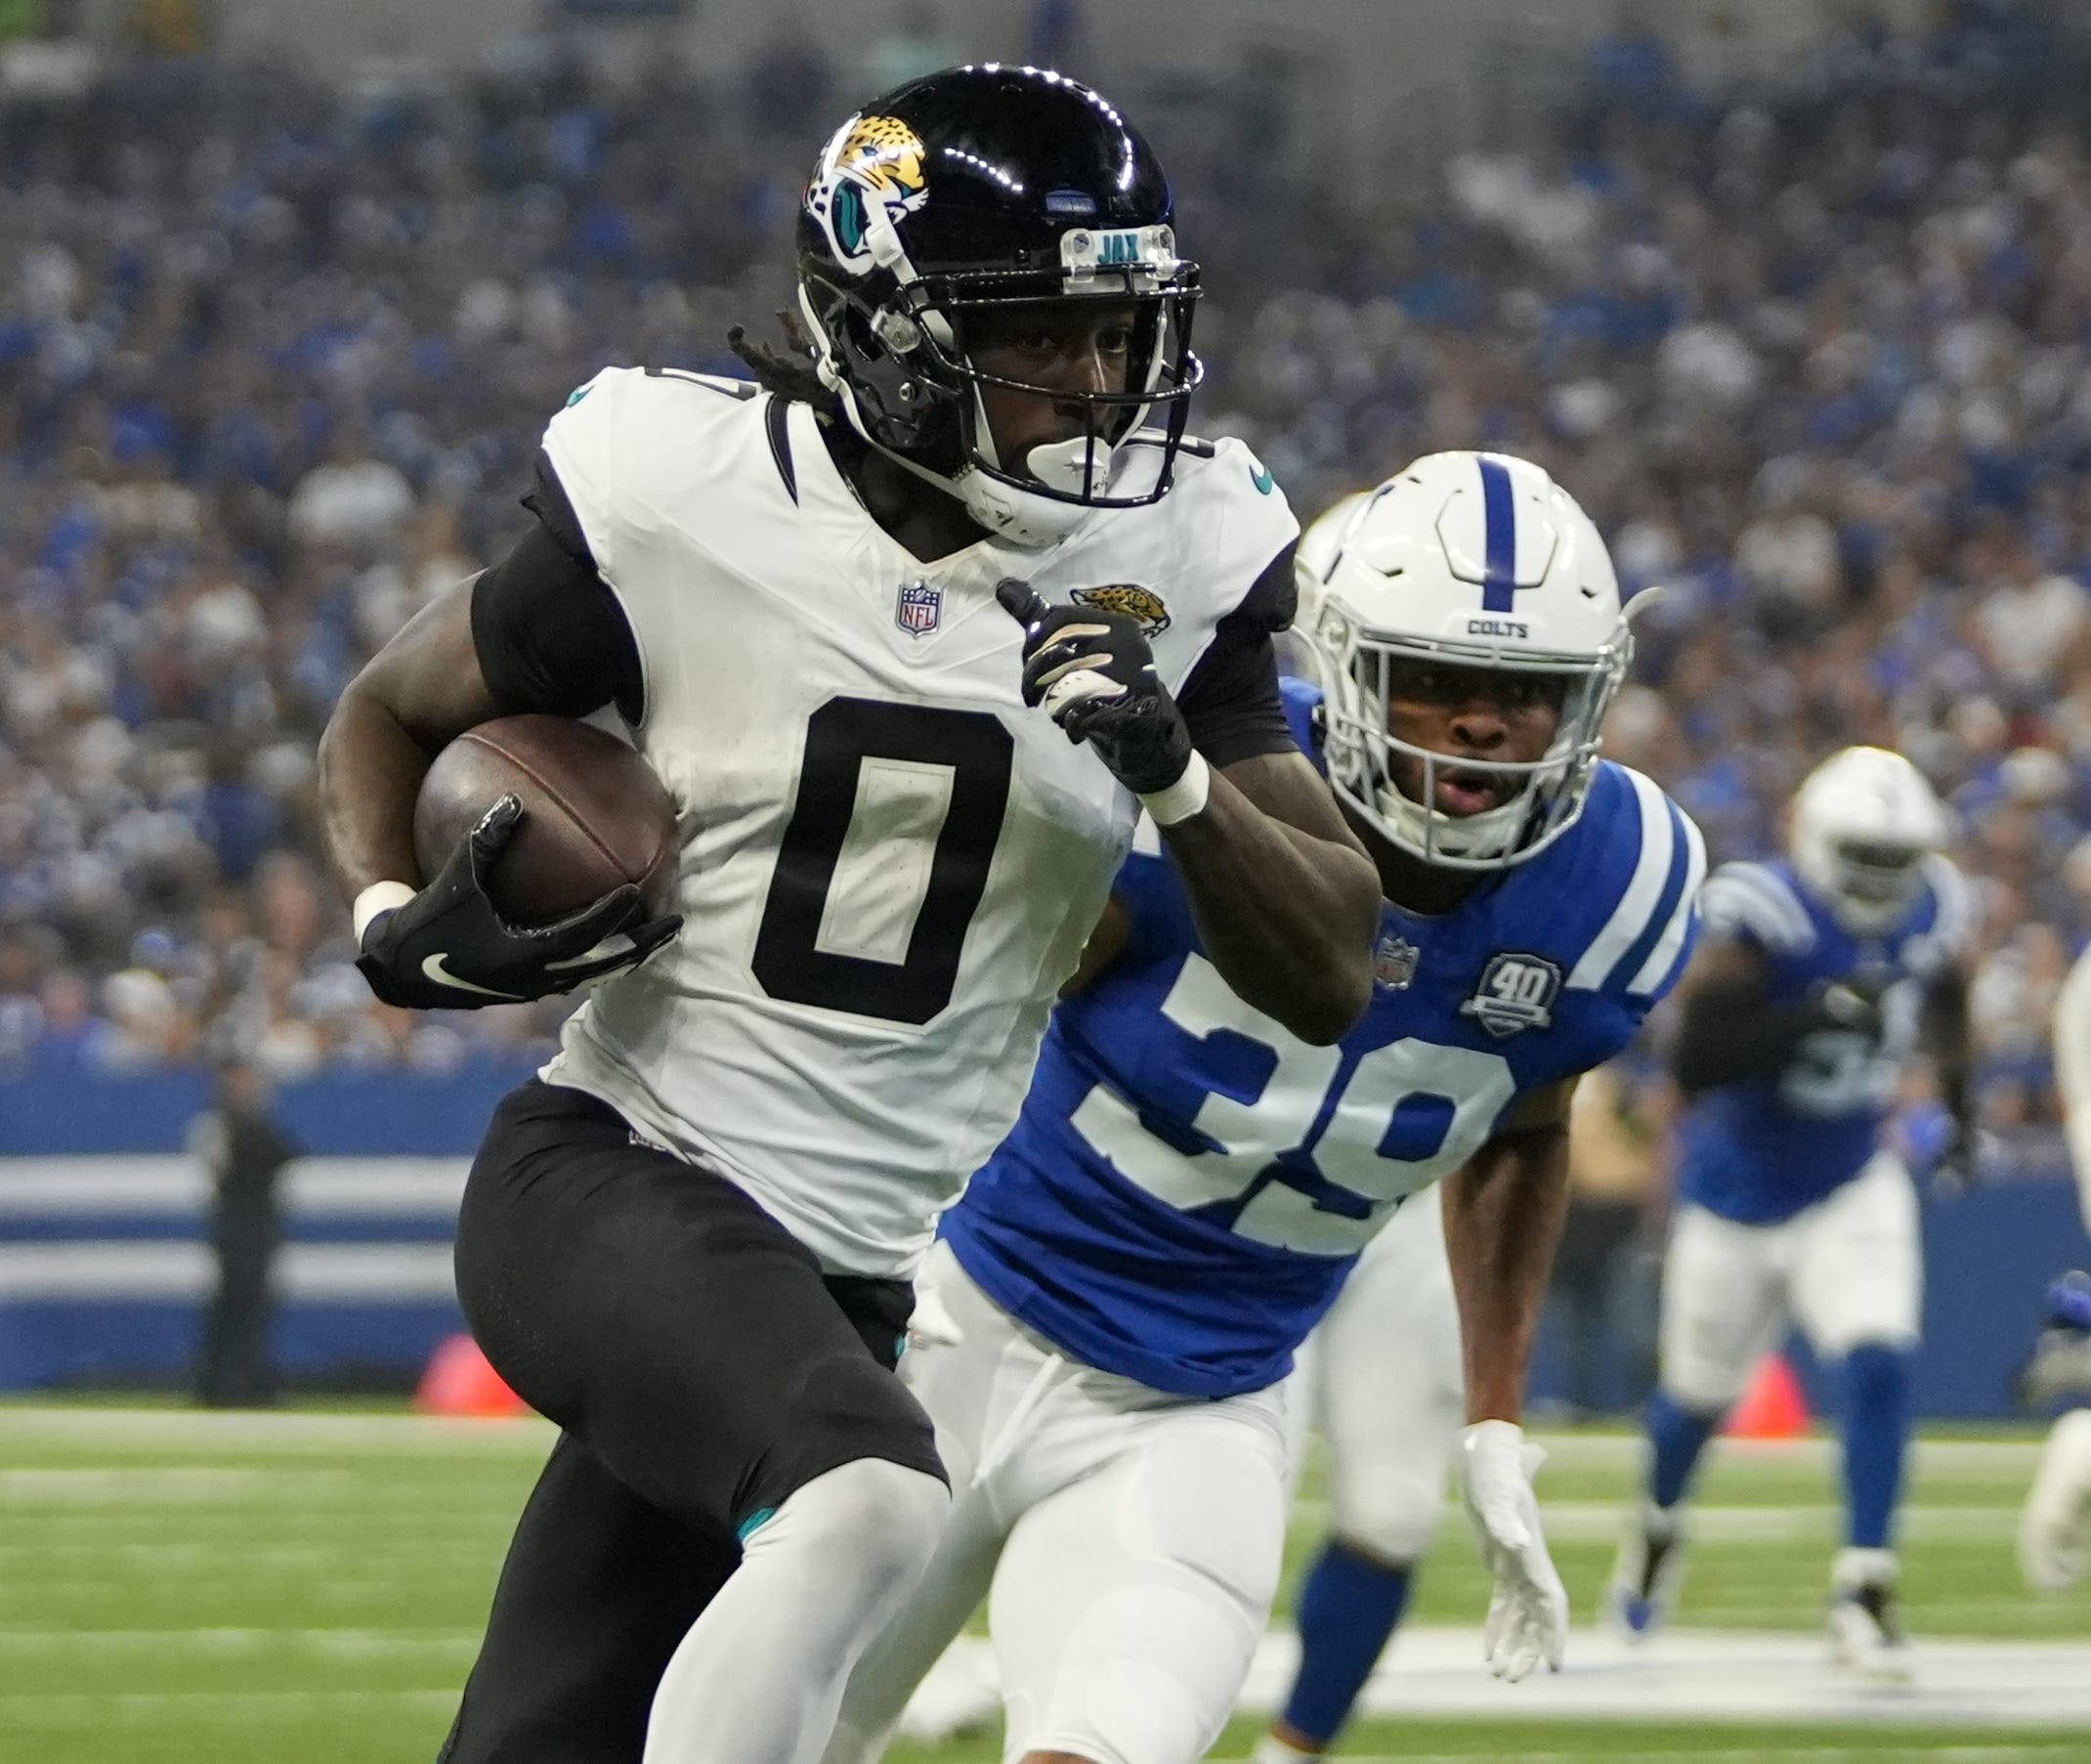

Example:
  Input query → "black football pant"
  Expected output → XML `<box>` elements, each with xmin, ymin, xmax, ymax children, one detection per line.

<box><xmin>437</xmin><ymin>1079</ymin><xmax>943</xmax><ymax>1764</ymax></box>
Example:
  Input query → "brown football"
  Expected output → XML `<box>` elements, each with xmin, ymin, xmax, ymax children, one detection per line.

<box><xmin>412</xmin><ymin>714</ymin><xmax>678</xmax><ymax>926</ymax></box>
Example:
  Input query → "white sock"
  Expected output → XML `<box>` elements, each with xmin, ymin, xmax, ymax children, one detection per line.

<box><xmin>643</xmin><ymin>1458</ymin><xmax>949</xmax><ymax>1764</ymax></box>
<box><xmin>1832</xmin><ymin>1545</ymin><xmax>1897</xmax><ymax>1593</ymax></box>
<box><xmin>1253</xmin><ymin>1735</ymin><xmax>1322</xmax><ymax>1764</ymax></box>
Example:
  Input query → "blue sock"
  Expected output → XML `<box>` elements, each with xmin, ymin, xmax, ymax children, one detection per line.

<box><xmin>1840</xmin><ymin>1343</ymin><xmax>1910</xmax><ymax>1550</ymax></box>
<box><xmin>1646</xmin><ymin>1389</ymin><xmax>1720</xmax><ymax>1512</ymax></box>
<box><xmin>1279</xmin><ymin>1539</ymin><xmax>1414</xmax><ymax>1748</ymax></box>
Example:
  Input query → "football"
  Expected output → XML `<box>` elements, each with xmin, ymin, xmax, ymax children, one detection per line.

<box><xmin>412</xmin><ymin>714</ymin><xmax>679</xmax><ymax>926</ymax></box>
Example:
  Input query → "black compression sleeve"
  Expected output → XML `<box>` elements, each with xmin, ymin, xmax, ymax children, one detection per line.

<box><xmin>470</xmin><ymin>453</ymin><xmax>644</xmax><ymax>723</ymax></box>
<box><xmin>1176</xmin><ymin>542</ymin><xmax>1300</xmax><ymax>768</ymax></box>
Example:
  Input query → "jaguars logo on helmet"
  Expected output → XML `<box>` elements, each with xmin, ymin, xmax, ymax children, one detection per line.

<box><xmin>1071</xmin><ymin>584</ymin><xmax>1172</xmax><ymax>637</ymax></box>
<box><xmin>807</xmin><ymin>113</ymin><xmax>930</xmax><ymax>271</ymax></box>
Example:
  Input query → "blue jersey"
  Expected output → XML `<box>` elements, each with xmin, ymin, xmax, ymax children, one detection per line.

<box><xmin>942</xmin><ymin>681</ymin><xmax>1703</xmax><ymax>1398</ymax></box>
<box><xmin>1676</xmin><ymin>856</ymin><xmax>1971</xmax><ymax>1226</ymax></box>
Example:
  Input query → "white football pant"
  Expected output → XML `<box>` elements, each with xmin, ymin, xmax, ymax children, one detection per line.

<box><xmin>1290</xmin><ymin>1188</ymin><xmax>1466</xmax><ymax>1564</ymax></box>
<box><xmin>1659</xmin><ymin>1152</ymin><xmax>1922</xmax><ymax>1412</ymax></box>
<box><xmin>824</xmin><ymin>1240</ymin><xmax>1291</xmax><ymax>1764</ymax></box>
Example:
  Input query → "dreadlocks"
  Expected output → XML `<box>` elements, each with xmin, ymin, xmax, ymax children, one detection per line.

<box><xmin>727</xmin><ymin>311</ymin><xmax>835</xmax><ymax>410</ymax></box>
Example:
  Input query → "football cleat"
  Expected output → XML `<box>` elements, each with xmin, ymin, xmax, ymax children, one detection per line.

<box><xmin>1606</xmin><ymin>1505</ymin><xmax>1686</xmax><ymax>1640</ymax></box>
<box><xmin>2020</xmin><ymin>1406</ymin><xmax>2091</xmax><ymax>1593</ymax></box>
<box><xmin>1826</xmin><ymin>1548</ymin><xmax>1914</xmax><ymax>1683</ymax></box>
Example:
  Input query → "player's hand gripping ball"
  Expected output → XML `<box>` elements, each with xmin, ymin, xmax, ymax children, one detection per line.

<box><xmin>358</xmin><ymin>797</ymin><xmax>681</xmax><ymax>1011</ymax></box>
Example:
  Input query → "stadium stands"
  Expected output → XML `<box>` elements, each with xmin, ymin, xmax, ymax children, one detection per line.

<box><xmin>1</xmin><ymin>0</ymin><xmax>2086</xmax><ymax>1167</ymax></box>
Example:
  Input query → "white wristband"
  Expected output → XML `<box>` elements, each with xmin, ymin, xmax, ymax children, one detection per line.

<box><xmin>1139</xmin><ymin>751</ymin><xmax>1212</xmax><ymax>828</ymax></box>
<box><xmin>353</xmin><ymin>881</ymin><xmax>418</xmax><ymax>944</ymax></box>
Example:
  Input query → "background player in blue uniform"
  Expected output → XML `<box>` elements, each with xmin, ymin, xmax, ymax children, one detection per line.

<box><xmin>1609</xmin><ymin>745</ymin><xmax>1973</xmax><ymax>1680</ymax></box>
<box><xmin>824</xmin><ymin>452</ymin><xmax>1702</xmax><ymax>1764</ymax></box>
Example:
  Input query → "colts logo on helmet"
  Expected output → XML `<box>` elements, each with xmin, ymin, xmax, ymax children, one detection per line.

<box><xmin>807</xmin><ymin>113</ymin><xmax>929</xmax><ymax>271</ymax></box>
<box><xmin>1071</xmin><ymin>585</ymin><xmax>1172</xmax><ymax>637</ymax></box>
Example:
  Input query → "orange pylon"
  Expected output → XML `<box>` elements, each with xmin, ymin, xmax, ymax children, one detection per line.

<box><xmin>414</xmin><ymin>1332</ymin><xmax>529</xmax><ymax>1418</ymax></box>
<box><xmin>1724</xmin><ymin>1352</ymin><xmax>1811</xmax><ymax>1439</ymax></box>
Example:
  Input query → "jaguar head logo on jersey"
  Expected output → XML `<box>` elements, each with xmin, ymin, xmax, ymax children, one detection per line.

<box><xmin>806</xmin><ymin>113</ymin><xmax>930</xmax><ymax>273</ymax></box>
<box><xmin>1309</xmin><ymin>453</ymin><xmax>1639</xmax><ymax>872</ymax></box>
<box><xmin>1071</xmin><ymin>584</ymin><xmax>1172</xmax><ymax>637</ymax></box>
<box><xmin>1462</xmin><ymin>952</ymin><xmax>1561</xmax><ymax>1037</ymax></box>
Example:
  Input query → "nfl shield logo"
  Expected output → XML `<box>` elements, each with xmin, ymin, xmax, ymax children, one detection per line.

<box><xmin>1374</xmin><ymin>934</ymin><xmax>1420</xmax><ymax>990</ymax></box>
<box><xmin>896</xmin><ymin>579</ymin><xmax>941</xmax><ymax>637</ymax></box>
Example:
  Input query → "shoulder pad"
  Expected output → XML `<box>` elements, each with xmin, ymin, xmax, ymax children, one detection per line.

<box><xmin>1559</xmin><ymin>763</ymin><xmax>1705</xmax><ymax>1002</ymax></box>
<box><xmin>540</xmin><ymin>366</ymin><xmax>768</xmax><ymax>575</ymax></box>
<box><xmin>1697</xmin><ymin>858</ymin><xmax>1814</xmax><ymax>957</ymax></box>
<box><xmin>1149</xmin><ymin>434</ymin><xmax>1300</xmax><ymax>618</ymax></box>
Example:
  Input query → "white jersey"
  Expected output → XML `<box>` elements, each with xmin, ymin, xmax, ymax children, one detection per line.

<box><xmin>534</xmin><ymin>366</ymin><xmax>1298</xmax><ymax>1275</ymax></box>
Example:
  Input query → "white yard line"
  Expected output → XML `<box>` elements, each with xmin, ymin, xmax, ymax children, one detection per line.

<box><xmin>1287</xmin><ymin>1498</ymin><xmax>2026</xmax><ymax>1542</ymax></box>
<box><xmin>0</xmin><ymin>1405</ymin><xmax>555</xmax><ymax>1453</ymax></box>
<box><xmin>4</xmin><ymin>1689</ymin><xmax>461</xmax><ymax>1720</ymax></box>
<box><xmin>1531</xmin><ymin>1435</ymin><xmax>2045</xmax><ymax>1475</ymax></box>
<box><xmin>900</xmin><ymin>1629</ymin><xmax>2091</xmax><ymax>1735</ymax></box>
<box><xmin>0</xmin><ymin>1626</ymin><xmax>476</xmax><ymax>1659</ymax></box>
<box><xmin>1310</xmin><ymin>1751</ymin><xmax>2076</xmax><ymax>1763</ymax></box>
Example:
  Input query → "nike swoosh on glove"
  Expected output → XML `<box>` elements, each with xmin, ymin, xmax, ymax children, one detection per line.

<box><xmin>996</xmin><ymin>579</ymin><xmax>1193</xmax><ymax>796</ymax></box>
<box><xmin>355</xmin><ymin>796</ymin><xmax>681</xmax><ymax>1011</ymax></box>
<box><xmin>1456</xmin><ymin>1419</ymin><xmax>1569</xmax><ymax>1682</ymax></box>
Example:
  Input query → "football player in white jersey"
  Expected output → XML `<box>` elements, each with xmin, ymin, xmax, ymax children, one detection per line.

<box><xmin>315</xmin><ymin>65</ymin><xmax>1381</xmax><ymax>1764</ymax></box>
<box><xmin>2020</xmin><ymin>949</ymin><xmax>2091</xmax><ymax>1593</ymax></box>
<box><xmin>824</xmin><ymin>454</ymin><xmax>1702</xmax><ymax>1764</ymax></box>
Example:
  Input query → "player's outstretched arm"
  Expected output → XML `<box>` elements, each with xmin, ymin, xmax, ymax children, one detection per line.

<box><xmin>1442</xmin><ymin>1088</ymin><xmax>1577</xmax><ymax>1679</ymax></box>
<box><xmin>998</xmin><ymin>579</ymin><xmax>1377</xmax><ymax>1043</ymax></box>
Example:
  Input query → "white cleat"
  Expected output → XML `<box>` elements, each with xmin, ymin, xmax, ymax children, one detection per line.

<box><xmin>1605</xmin><ymin>1504</ymin><xmax>1686</xmax><ymax>1642</ymax></box>
<box><xmin>1826</xmin><ymin>1547</ymin><xmax>1914</xmax><ymax>1684</ymax></box>
<box><xmin>2021</xmin><ymin>1407</ymin><xmax>2091</xmax><ymax>1593</ymax></box>
<box><xmin>895</xmin><ymin>1644</ymin><xmax>1001</xmax><ymax>1743</ymax></box>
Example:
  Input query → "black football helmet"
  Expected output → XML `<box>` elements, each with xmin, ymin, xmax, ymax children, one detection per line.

<box><xmin>795</xmin><ymin>63</ymin><xmax>1202</xmax><ymax>546</ymax></box>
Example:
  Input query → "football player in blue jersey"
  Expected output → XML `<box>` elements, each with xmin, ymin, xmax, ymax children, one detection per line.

<box><xmin>822</xmin><ymin>452</ymin><xmax>1703</xmax><ymax>1764</ymax></box>
<box><xmin>1608</xmin><ymin>744</ymin><xmax>1973</xmax><ymax>1680</ymax></box>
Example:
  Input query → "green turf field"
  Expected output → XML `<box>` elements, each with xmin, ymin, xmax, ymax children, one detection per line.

<box><xmin>3</xmin><ymin>1405</ymin><xmax>2087</xmax><ymax>1763</ymax></box>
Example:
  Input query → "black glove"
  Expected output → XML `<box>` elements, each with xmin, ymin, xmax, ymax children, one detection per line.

<box><xmin>996</xmin><ymin>579</ymin><xmax>1193</xmax><ymax>796</ymax></box>
<box><xmin>1814</xmin><ymin>977</ymin><xmax>1886</xmax><ymax>1042</ymax></box>
<box><xmin>355</xmin><ymin>796</ymin><xmax>681</xmax><ymax>1011</ymax></box>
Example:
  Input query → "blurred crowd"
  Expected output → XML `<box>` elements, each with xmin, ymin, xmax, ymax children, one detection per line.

<box><xmin>1</xmin><ymin>3</ymin><xmax>2087</xmax><ymax>1166</ymax></box>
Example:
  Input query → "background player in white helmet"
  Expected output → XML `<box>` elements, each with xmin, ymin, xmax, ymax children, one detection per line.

<box><xmin>2018</xmin><ymin>950</ymin><xmax>2091</xmax><ymax>1594</ymax></box>
<box><xmin>825</xmin><ymin>452</ymin><xmax>1702</xmax><ymax>1764</ymax></box>
<box><xmin>1610</xmin><ymin>744</ymin><xmax>1973</xmax><ymax>1681</ymax></box>
<box><xmin>316</xmin><ymin>65</ymin><xmax>1382</xmax><ymax>1764</ymax></box>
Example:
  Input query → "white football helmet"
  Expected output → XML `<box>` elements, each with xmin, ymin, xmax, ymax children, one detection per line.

<box><xmin>1308</xmin><ymin>452</ymin><xmax>1634</xmax><ymax>870</ymax></box>
<box><xmin>1789</xmin><ymin>746</ymin><xmax>1950</xmax><ymax>933</ymax></box>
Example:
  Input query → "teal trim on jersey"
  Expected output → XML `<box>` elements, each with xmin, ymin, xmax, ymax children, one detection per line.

<box><xmin>736</xmin><ymin>1505</ymin><xmax>777</xmax><ymax>1541</ymax></box>
<box><xmin>565</xmin><ymin>385</ymin><xmax>591</xmax><ymax>408</ymax></box>
<box><xmin>1249</xmin><ymin>461</ymin><xmax>1275</xmax><ymax>495</ymax></box>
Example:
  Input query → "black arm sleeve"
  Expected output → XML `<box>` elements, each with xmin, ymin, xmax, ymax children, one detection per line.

<box><xmin>1669</xmin><ymin>979</ymin><xmax>1839</xmax><ymax>1097</ymax></box>
<box><xmin>469</xmin><ymin>451</ymin><xmax>644</xmax><ymax>724</ymax></box>
<box><xmin>1175</xmin><ymin>541</ymin><xmax>1300</xmax><ymax>768</ymax></box>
